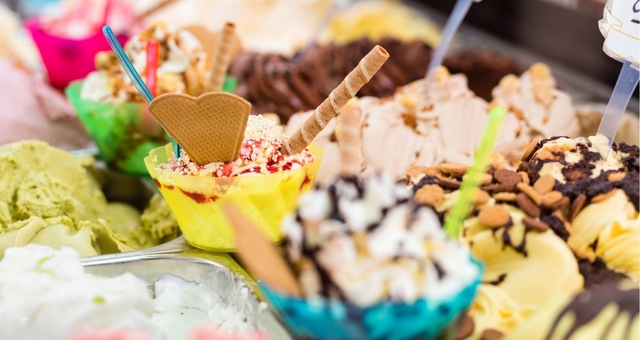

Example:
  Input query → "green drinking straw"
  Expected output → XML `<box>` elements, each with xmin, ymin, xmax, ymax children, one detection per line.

<box><xmin>443</xmin><ymin>106</ymin><xmax>506</xmax><ymax>238</ymax></box>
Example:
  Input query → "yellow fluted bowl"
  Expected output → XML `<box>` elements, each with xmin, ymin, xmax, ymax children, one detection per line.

<box><xmin>144</xmin><ymin>143</ymin><xmax>323</xmax><ymax>251</ymax></box>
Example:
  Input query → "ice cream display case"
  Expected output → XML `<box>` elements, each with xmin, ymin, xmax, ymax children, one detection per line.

<box><xmin>0</xmin><ymin>0</ymin><xmax>638</xmax><ymax>339</ymax></box>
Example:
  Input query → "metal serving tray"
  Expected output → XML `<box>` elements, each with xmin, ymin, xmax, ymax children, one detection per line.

<box><xmin>82</xmin><ymin>247</ymin><xmax>291</xmax><ymax>339</ymax></box>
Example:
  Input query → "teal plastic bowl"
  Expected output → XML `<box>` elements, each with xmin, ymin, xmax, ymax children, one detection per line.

<box><xmin>261</xmin><ymin>259</ymin><xmax>483</xmax><ymax>340</ymax></box>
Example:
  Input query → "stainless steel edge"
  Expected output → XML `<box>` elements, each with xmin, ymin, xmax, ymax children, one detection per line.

<box><xmin>83</xmin><ymin>252</ymin><xmax>292</xmax><ymax>339</ymax></box>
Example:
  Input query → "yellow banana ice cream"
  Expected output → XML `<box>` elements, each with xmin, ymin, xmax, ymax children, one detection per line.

<box><xmin>320</xmin><ymin>0</ymin><xmax>441</xmax><ymax>47</ymax></box>
<box><xmin>407</xmin><ymin>162</ymin><xmax>585</xmax><ymax>337</ymax></box>
<box><xmin>463</xmin><ymin>203</ymin><xmax>583</xmax><ymax>310</ymax></box>
<box><xmin>468</xmin><ymin>284</ymin><xmax>530</xmax><ymax>337</ymax></box>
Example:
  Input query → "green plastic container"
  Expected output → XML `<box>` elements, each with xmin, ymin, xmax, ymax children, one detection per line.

<box><xmin>65</xmin><ymin>81</ymin><xmax>168</xmax><ymax>176</ymax></box>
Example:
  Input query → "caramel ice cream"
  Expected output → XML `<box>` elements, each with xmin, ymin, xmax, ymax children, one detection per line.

<box><xmin>492</xmin><ymin>63</ymin><xmax>580</xmax><ymax>142</ymax></box>
<box><xmin>81</xmin><ymin>22</ymin><xmax>210</xmax><ymax>102</ymax></box>
<box><xmin>522</xmin><ymin>135</ymin><xmax>639</xmax><ymax>281</ymax></box>
<box><xmin>407</xmin><ymin>162</ymin><xmax>584</xmax><ymax>337</ymax></box>
<box><xmin>286</xmin><ymin>63</ymin><xmax>577</xmax><ymax>183</ymax></box>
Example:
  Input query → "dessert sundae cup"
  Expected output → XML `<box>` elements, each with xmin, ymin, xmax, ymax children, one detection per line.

<box><xmin>144</xmin><ymin>115</ymin><xmax>323</xmax><ymax>251</ymax></box>
<box><xmin>66</xmin><ymin>81</ymin><xmax>167</xmax><ymax>176</ymax></box>
<box><xmin>262</xmin><ymin>173</ymin><xmax>482</xmax><ymax>339</ymax></box>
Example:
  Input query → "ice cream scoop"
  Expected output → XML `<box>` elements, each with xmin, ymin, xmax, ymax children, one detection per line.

<box><xmin>407</xmin><ymin>134</ymin><xmax>640</xmax><ymax>336</ymax></box>
<box><xmin>231</xmin><ymin>37</ymin><xmax>517</xmax><ymax>123</ymax></box>
<box><xmin>521</xmin><ymin>134</ymin><xmax>639</xmax><ymax>281</ymax></box>
<box><xmin>407</xmin><ymin>161</ymin><xmax>585</xmax><ymax>336</ymax></box>
<box><xmin>256</xmin><ymin>171</ymin><xmax>482</xmax><ymax>339</ymax></box>
<box><xmin>0</xmin><ymin>140</ymin><xmax>180</xmax><ymax>258</ymax></box>
<box><xmin>157</xmin><ymin>115</ymin><xmax>315</xmax><ymax>177</ymax></box>
<box><xmin>80</xmin><ymin>22</ymin><xmax>209</xmax><ymax>103</ymax></box>
<box><xmin>492</xmin><ymin>62</ymin><xmax>580</xmax><ymax>141</ymax></box>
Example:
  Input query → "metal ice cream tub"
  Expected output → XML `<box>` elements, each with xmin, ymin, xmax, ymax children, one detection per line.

<box><xmin>82</xmin><ymin>247</ymin><xmax>291</xmax><ymax>339</ymax></box>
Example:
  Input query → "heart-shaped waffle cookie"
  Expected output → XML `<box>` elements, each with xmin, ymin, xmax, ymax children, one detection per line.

<box><xmin>149</xmin><ymin>92</ymin><xmax>251</xmax><ymax>165</ymax></box>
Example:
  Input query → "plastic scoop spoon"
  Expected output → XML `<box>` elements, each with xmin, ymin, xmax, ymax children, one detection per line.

<box><xmin>223</xmin><ymin>203</ymin><xmax>302</xmax><ymax>297</ymax></box>
<box><xmin>424</xmin><ymin>0</ymin><xmax>476</xmax><ymax>90</ymax></box>
<box><xmin>596</xmin><ymin>59</ymin><xmax>639</xmax><ymax>148</ymax></box>
<box><xmin>443</xmin><ymin>106</ymin><xmax>506</xmax><ymax>238</ymax></box>
<box><xmin>597</xmin><ymin>0</ymin><xmax>639</xmax><ymax>149</ymax></box>
<box><xmin>102</xmin><ymin>25</ymin><xmax>181</xmax><ymax>158</ymax></box>
<box><xmin>300</xmin><ymin>0</ymin><xmax>355</xmax><ymax>53</ymax></box>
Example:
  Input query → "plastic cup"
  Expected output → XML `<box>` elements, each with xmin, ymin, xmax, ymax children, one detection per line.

<box><xmin>144</xmin><ymin>143</ymin><xmax>324</xmax><ymax>252</ymax></box>
<box><xmin>261</xmin><ymin>259</ymin><xmax>482</xmax><ymax>340</ymax></box>
<box><xmin>66</xmin><ymin>81</ymin><xmax>168</xmax><ymax>176</ymax></box>
<box><xmin>25</xmin><ymin>18</ymin><xmax>129</xmax><ymax>90</ymax></box>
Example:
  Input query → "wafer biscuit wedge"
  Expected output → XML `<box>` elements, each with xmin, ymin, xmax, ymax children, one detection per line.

<box><xmin>148</xmin><ymin>92</ymin><xmax>251</xmax><ymax>165</ymax></box>
<box><xmin>282</xmin><ymin>45</ymin><xmax>389</xmax><ymax>155</ymax></box>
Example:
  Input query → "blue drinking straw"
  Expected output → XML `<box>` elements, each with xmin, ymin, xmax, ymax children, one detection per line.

<box><xmin>102</xmin><ymin>25</ymin><xmax>181</xmax><ymax>158</ymax></box>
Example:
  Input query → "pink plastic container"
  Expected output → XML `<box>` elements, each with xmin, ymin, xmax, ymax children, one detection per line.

<box><xmin>25</xmin><ymin>18</ymin><xmax>129</xmax><ymax>90</ymax></box>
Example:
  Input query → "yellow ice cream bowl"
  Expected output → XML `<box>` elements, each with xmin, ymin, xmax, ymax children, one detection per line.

<box><xmin>144</xmin><ymin>143</ymin><xmax>323</xmax><ymax>252</ymax></box>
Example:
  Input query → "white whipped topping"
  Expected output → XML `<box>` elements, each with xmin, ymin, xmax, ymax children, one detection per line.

<box><xmin>159</xmin><ymin>115</ymin><xmax>313</xmax><ymax>177</ymax></box>
<box><xmin>0</xmin><ymin>245</ymin><xmax>157</xmax><ymax>339</ymax></box>
<box><xmin>0</xmin><ymin>245</ymin><xmax>260</xmax><ymax>339</ymax></box>
<box><xmin>81</xmin><ymin>25</ymin><xmax>207</xmax><ymax>103</ymax></box>
<box><xmin>283</xmin><ymin>173</ymin><xmax>479</xmax><ymax>306</ymax></box>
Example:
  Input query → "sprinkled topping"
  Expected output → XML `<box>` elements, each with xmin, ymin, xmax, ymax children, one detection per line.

<box><xmin>243</xmin><ymin>115</ymin><xmax>284</xmax><ymax>141</ymax></box>
<box><xmin>159</xmin><ymin>115</ymin><xmax>313</xmax><ymax>177</ymax></box>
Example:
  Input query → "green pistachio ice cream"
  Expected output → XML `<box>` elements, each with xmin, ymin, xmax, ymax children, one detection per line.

<box><xmin>0</xmin><ymin>140</ymin><xmax>179</xmax><ymax>257</ymax></box>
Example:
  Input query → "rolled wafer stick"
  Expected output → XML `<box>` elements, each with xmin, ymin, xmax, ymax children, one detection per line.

<box><xmin>207</xmin><ymin>22</ymin><xmax>236</xmax><ymax>92</ymax></box>
<box><xmin>282</xmin><ymin>45</ymin><xmax>389</xmax><ymax>155</ymax></box>
<box><xmin>338</xmin><ymin>98</ymin><xmax>363</xmax><ymax>176</ymax></box>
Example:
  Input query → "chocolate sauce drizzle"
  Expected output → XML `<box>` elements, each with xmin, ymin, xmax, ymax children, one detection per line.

<box><xmin>495</xmin><ymin>219</ymin><xmax>528</xmax><ymax>257</ymax></box>
<box><xmin>289</xmin><ymin>174</ymin><xmax>440</xmax><ymax>301</ymax></box>
<box><xmin>578</xmin><ymin>257</ymin><xmax>629</xmax><ymax>289</ymax></box>
<box><xmin>484</xmin><ymin>273</ymin><xmax>507</xmax><ymax>286</ymax></box>
<box><xmin>530</xmin><ymin>139</ymin><xmax>639</xmax><ymax>211</ymax></box>
<box><xmin>546</xmin><ymin>283</ymin><xmax>639</xmax><ymax>340</ymax></box>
